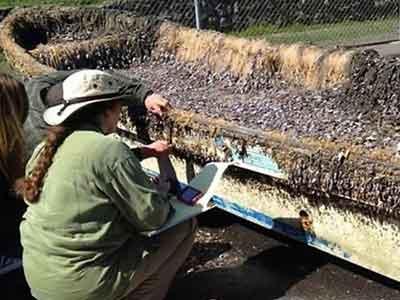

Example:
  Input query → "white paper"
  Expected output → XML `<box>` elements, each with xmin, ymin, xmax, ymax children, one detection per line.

<box><xmin>145</xmin><ymin>162</ymin><xmax>231</xmax><ymax>236</ymax></box>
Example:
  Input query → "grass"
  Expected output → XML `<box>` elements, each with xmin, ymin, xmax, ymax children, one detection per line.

<box><xmin>0</xmin><ymin>1</ymin><xmax>397</xmax><ymax>46</ymax></box>
<box><xmin>235</xmin><ymin>17</ymin><xmax>400</xmax><ymax>45</ymax></box>
<box><xmin>0</xmin><ymin>0</ymin><xmax>103</xmax><ymax>7</ymax></box>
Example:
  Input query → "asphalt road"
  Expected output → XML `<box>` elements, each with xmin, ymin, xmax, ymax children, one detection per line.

<box><xmin>167</xmin><ymin>209</ymin><xmax>400</xmax><ymax>300</ymax></box>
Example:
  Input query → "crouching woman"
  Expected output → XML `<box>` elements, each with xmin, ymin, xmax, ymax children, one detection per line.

<box><xmin>21</xmin><ymin>70</ymin><xmax>195</xmax><ymax>300</ymax></box>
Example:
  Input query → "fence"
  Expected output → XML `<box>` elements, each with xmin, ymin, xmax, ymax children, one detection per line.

<box><xmin>103</xmin><ymin>0</ymin><xmax>400</xmax><ymax>46</ymax></box>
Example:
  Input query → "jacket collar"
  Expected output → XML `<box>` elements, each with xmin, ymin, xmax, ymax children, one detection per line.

<box><xmin>76</xmin><ymin>122</ymin><xmax>104</xmax><ymax>134</ymax></box>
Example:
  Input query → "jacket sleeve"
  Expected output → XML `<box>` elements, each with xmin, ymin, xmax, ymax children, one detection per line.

<box><xmin>106</xmin><ymin>70</ymin><xmax>152</xmax><ymax>111</ymax></box>
<box><xmin>103</xmin><ymin>155</ymin><xmax>172</xmax><ymax>232</ymax></box>
<box><xmin>23</xmin><ymin>70</ymin><xmax>77</xmax><ymax>159</ymax></box>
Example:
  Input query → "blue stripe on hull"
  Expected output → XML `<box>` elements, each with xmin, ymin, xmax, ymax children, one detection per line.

<box><xmin>210</xmin><ymin>196</ymin><xmax>351</xmax><ymax>259</ymax></box>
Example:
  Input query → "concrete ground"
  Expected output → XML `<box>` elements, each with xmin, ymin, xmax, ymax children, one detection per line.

<box><xmin>359</xmin><ymin>41</ymin><xmax>400</xmax><ymax>57</ymax></box>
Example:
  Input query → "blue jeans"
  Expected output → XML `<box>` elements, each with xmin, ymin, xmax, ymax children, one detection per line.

<box><xmin>0</xmin><ymin>255</ymin><xmax>22</xmax><ymax>276</ymax></box>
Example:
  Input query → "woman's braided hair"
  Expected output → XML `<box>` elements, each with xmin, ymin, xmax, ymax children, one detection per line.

<box><xmin>23</xmin><ymin>101</ymin><xmax>116</xmax><ymax>203</ymax></box>
<box><xmin>23</xmin><ymin>126</ymin><xmax>72</xmax><ymax>203</ymax></box>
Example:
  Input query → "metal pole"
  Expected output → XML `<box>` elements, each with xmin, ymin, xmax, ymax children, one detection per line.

<box><xmin>194</xmin><ymin>0</ymin><xmax>201</xmax><ymax>30</ymax></box>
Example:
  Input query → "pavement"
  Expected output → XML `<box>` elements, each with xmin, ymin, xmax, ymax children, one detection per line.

<box><xmin>359</xmin><ymin>41</ymin><xmax>400</xmax><ymax>57</ymax></box>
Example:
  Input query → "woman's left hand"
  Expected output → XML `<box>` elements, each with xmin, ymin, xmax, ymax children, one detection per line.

<box><xmin>140</xmin><ymin>140</ymin><xmax>171</xmax><ymax>159</ymax></box>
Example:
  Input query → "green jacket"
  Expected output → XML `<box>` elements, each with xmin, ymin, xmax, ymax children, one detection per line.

<box><xmin>21</xmin><ymin>127</ymin><xmax>172</xmax><ymax>300</ymax></box>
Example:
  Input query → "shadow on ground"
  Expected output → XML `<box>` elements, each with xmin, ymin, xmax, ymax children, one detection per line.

<box><xmin>167</xmin><ymin>244</ymin><xmax>326</xmax><ymax>300</ymax></box>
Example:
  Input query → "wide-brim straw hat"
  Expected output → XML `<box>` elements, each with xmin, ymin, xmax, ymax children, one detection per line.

<box><xmin>43</xmin><ymin>70</ymin><xmax>131</xmax><ymax>126</ymax></box>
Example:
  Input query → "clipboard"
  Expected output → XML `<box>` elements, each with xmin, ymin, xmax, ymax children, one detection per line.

<box><xmin>145</xmin><ymin>157</ymin><xmax>231</xmax><ymax>236</ymax></box>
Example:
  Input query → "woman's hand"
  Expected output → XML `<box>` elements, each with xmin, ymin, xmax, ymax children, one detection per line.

<box><xmin>144</xmin><ymin>93</ymin><xmax>172</xmax><ymax>116</ymax></box>
<box><xmin>140</xmin><ymin>140</ymin><xmax>171</xmax><ymax>159</ymax></box>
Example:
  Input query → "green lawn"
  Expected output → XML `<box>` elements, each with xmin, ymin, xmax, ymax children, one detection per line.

<box><xmin>0</xmin><ymin>0</ymin><xmax>103</xmax><ymax>6</ymax></box>
<box><xmin>0</xmin><ymin>1</ymin><xmax>397</xmax><ymax>46</ymax></box>
<box><xmin>235</xmin><ymin>18</ymin><xmax>399</xmax><ymax>45</ymax></box>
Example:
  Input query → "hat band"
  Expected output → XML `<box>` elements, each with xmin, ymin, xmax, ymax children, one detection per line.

<box><xmin>56</xmin><ymin>92</ymin><xmax>124</xmax><ymax>116</ymax></box>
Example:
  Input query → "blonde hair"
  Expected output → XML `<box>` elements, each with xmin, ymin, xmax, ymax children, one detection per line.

<box><xmin>0</xmin><ymin>73</ymin><xmax>28</xmax><ymax>184</ymax></box>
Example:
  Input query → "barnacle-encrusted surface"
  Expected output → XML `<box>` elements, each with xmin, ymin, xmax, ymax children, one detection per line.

<box><xmin>135</xmin><ymin>108</ymin><xmax>400</xmax><ymax>220</ymax></box>
<box><xmin>0</xmin><ymin>7</ymin><xmax>161</xmax><ymax>76</ymax></box>
<box><xmin>1</xmin><ymin>6</ymin><xmax>400</xmax><ymax>220</ymax></box>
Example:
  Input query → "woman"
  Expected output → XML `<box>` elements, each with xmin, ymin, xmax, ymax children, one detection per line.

<box><xmin>0</xmin><ymin>73</ymin><xmax>28</xmax><ymax>197</ymax></box>
<box><xmin>21</xmin><ymin>70</ymin><xmax>195</xmax><ymax>300</ymax></box>
<box><xmin>0</xmin><ymin>73</ymin><xmax>32</xmax><ymax>297</ymax></box>
<box><xmin>0</xmin><ymin>73</ymin><xmax>29</xmax><ymax>256</ymax></box>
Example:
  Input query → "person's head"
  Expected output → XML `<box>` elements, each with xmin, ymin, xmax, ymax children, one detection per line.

<box><xmin>43</xmin><ymin>69</ymin><xmax>128</xmax><ymax>133</ymax></box>
<box><xmin>24</xmin><ymin>70</ymin><xmax>130</xmax><ymax>203</ymax></box>
<box><xmin>0</xmin><ymin>73</ymin><xmax>29</xmax><ymax>184</ymax></box>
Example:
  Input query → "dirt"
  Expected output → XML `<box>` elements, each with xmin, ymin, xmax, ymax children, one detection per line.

<box><xmin>167</xmin><ymin>210</ymin><xmax>400</xmax><ymax>300</ymax></box>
